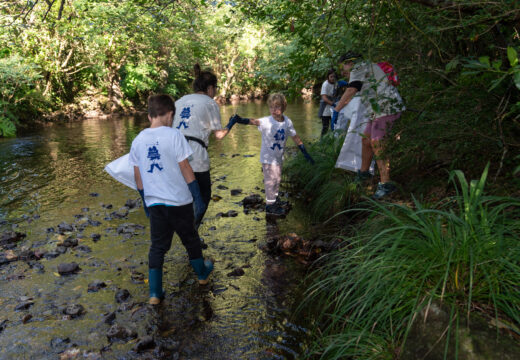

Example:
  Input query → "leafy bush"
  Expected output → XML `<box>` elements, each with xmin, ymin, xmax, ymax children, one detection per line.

<box><xmin>303</xmin><ymin>165</ymin><xmax>520</xmax><ymax>359</ymax></box>
<box><xmin>284</xmin><ymin>132</ymin><xmax>360</xmax><ymax>220</ymax></box>
<box><xmin>0</xmin><ymin>55</ymin><xmax>44</xmax><ymax>137</ymax></box>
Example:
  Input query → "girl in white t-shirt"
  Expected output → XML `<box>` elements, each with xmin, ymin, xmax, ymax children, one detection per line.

<box><xmin>172</xmin><ymin>65</ymin><xmax>237</xmax><ymax>230</ymax></box>
<box><xmin>231</xmin><ymin>93</ymin><xmax>314</xmax><ymax>216</ymax></box>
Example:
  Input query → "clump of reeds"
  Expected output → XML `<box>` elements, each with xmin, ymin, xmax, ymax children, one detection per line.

<box><xmin>302</xmin><ymin>165</ymin><xmax>520</xmax><ymax>359</ymax></box>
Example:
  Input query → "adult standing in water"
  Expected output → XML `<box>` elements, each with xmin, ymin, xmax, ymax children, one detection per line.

<box><xmin>173</xmin><ymin>64</ymin><xmax>237</xmax><ymax>234</ymax></box>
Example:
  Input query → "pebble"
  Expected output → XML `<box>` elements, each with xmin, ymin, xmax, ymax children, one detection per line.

<box><xmin>22</xmin><ymin>314</ymin><xmax>32</xmax><ymax>323</ymax></box>
<box><xmin>87</xmin><ymin>280</ymin><xmax>107</xmax><ymax>292</ymax></box>
<box><xmin>227</xmin><ymin>268</ymin><xmax>245</xmax><ymax>277</ymax></box>
<box><xmin>106</xmin><ymin>324</ymin><xmax>137</xmax><ymax>342</ymax></box>
<box><xmin>15</xmin><ymin>301</ymin><xmax>34</xmax><ymax>311</ymax></box>
<box><xmin>63</xmin><ymin>304</ymin><xmax>85</xmax><ymax>318</ymax></box>
<box><xmin>90</xmin><ymin>233</ymin><xmax>101</xmax><ymax>242</ymax></box>
<box><xmin>110</xmin><ymin>207</ymin><xmax>129</xmax><ymax>219</ymax></box>
<box><xmin>133</xmin><ymin>336</ymin><xmax>155</xmax><ymax>352</ymax></box>
<box><xmin>89</xmin><ymin>192</ymin><xmax>99</xmax><ymax>197</ymax></box>
<box><xmin>75</xmin><ymin>245</ymin><xmax>92</xmax><ymax>253</ymax></box>
<box><xmin>57</xmin><ymin>222</ymin><xmax>74</xmax><ymax>233</ymax></box>
<box><xmin>216</xmin><ymin>184</ymin><xmax>229</xmax><ymax>190</ymax></box>
<box><xmin>124</xmin><ymin>199</ymin><xmax>139</xmax><ymax>209</ymax></box>
<box><xmin>230</xmin><ymin>189</ymin><xmax>242</xmax><ymax>196</ymax></box>
<box><xmin>222</xmin><ymin>210</ymin><xmax>238</xmax><ymax>217</ymax></box>
<box><xmin>57</xmin><ymin>262</ymin><xmax>80</xmax><ymax>275</ymax></box>
<box><xmin>60</xmin><ymin>238</ymin><xmax>78</xmax><ymax>248</ymax></box>
<box><xmin>103</xmin><ymin>311</ymin><xmax>116</xmax><ymax>324</ymax></box>
<box><xmin>115</xmin><ymin>289</ymin><xmax>130</xmax><ymax>303</ymax></box>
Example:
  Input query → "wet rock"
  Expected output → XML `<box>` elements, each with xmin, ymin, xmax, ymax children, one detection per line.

<box><xmin>211</xmin><ymin>195</ymin><xmax>222</xmax><ymax>202</ymax></box>
<box><xmin>125</xmin><ymin>199</ymin><xmax>139</xmax><ymax>209</ymax></box>
<box><xmin>22</xmin><ymin>314</ymin><xmax>32</xmax><ymax>323</ymax></box>
<box><xmin>90</xmin><ymin>233</ymin><xmax>101</xmax><ymax>242</ymax></box>
<box><xmin>216</xmin><ymin>184</ymin><xmax>228</xmax><ymax>190</ymax></box>
<box><xmin>131</xmin><ymin>272</ymin><xmax>145</xmax><ymax>284</ymax></box>
<box><xmin>34</xmin><ymin>248</ymin><xmax>47</xmax><ymax>259</ymax></box>
<box><xmin>81</xmin><ymin>207</ymin><xmax>89</xmax><ymax>212</ymax></box>
<box><xmin>63</xmin><ymin>304</ymin><xmax>85</xmax><ymax>318</ymax></box>
<box><xmin>243</xmin><ymin>154</ymin><xmax>255</xmax><ymax>157</ymax></box>
<box><xmin>221</xmin><ymin>210</ymin><xmax>238</xmax><ymax>218</ymax></box>
<box><xmin>106</xmin><ymin>324</ymin><xmax>137</xmax><ymax>342</ymax></box>
<box><xmin>115</xmin><ymin>289</ymin><xmax>130</xmax><ymax>303</ymax></box>
<box><xmin>231</xmin><ymin>153</ymin><xmax>240</xmax><ymax>157</ymax></box>
<box><xmin>60</xmin><ymin>237</ymin><xmax>78</xmax><ymax>248</ymax></box>
<box><xmin>0</xmin><ymin>255</ymin><xmax>9</xmax><ymax>266</ymax></box>
<box><xmin>227</xmin><ymin>268</ymin><xmax>245</xmax><ymax>277</ymax></box>
<box><xmin>75</xmin><ymin>245</ymin><xmax>92</xmax><ymax>253</ymax></box>
<box><xmin>0</xmin><ymin>231</ymin><xmax>26</xmax><ymax>246</ymax></box>
<box><xmin>6</xmin><ymin>273</ymin><xmax>25</xmax><ymax>281</ymax></box>
<box><xmin>15</xmin><ymin>301</ymin><xmax>34</xmax><ymax>311</ymax></box>
<box><xmin>28</xmin><ymin>261</ymin><xmax>45</xmax><ymax>273</ymax></box>
<box><xmin>242</xmin><ymin>194</ymin><xmax>265</xmax><ymax>209</ymax></box>
<box><xmin>58</xmin><ymin>262</ymin><xmax>80</xmax><ymax>275</ymax></box>
<box><xmin>43</xmin><ymin>251</ymin><xmax>60</xmax><ymax>259</ymax></box>
<box><xmin>56</xmin><ymin>246</ymin><xmax>68</xmax><ymax>254</ymax></box>
<box><xmin>88</xmin><ymin>280</ymin><xmax>107</xmax><ymax>292</ymax></box>
<box><xmin>57</xmin><ymin>222</ymin><xmax>74</xmax><ymax>233</ymax></box>
<box><xmin>101</xmin><ymin>203</ymin><xmax>113</xmax><ymax>209</ymax></box>
<box><xmin>103</xmin><ymin>311</ymin><xmax>116</xmax><ymax>324</ymax></box>
<box><xmin>110</xmin><ymin>207</ymin><xmax>129</xmax><ymax>219</ymax></box>
<box><xmin>209</xmin><ymin>226</ymin><xmax>217</xmax><ymax>231</ymax></box>
<box><xmin>87</xmin><ymin>219</ymin><xmax>102</xmax><ymax>227</ymax></box>
<box><xmin>4</xmin><ymin>249</ymin><xmax>18</xmax><ymax>262</ymax></box>
<box><xmin>50</xmin><ymin>336</ymin><xmax>71</xmax><ymax>350</ymax></box>
<box><xmin>117</xmin><ymin>223</ymin><xmax>145</xmax><ymax>235</ymax></box>
<box><xmin>46</xmin><ymin>227</ymin><xmax>55</xmax><ymax>233</ymax></box>
<box><xmin>89</xmin><ymin>192</ymin><xmax>99</xmax><ymax>197</ymax></box>
<box><xmin>230</xmin><ymin>189</ymin><xmax>242</xmax><ymax>196</ymax></box>
<box><xmin>0</xmin><ymin>319</ymin><xmax>8</xmax><ymax>333</ymax></box>
<box><xmin>133</xmin><ymin>336</ymin><xmax>155</xmax><ymax>352</ymax></box>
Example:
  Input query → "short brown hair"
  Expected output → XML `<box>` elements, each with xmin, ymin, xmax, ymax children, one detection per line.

<box><xmin>148</xmin><ymin>94</ymin><xmax>175</xmax><ymax>118</ymax></box>
<box><xmin>267</xmin><ymin>93</ymin><xmax>287</xmax><ymax>111</ymax></box>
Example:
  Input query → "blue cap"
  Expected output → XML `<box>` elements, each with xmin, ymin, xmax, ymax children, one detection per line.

<box><xmin>337</xmin><ymin>80</ymin><xmax>348</xmax><ymax>87</ymax></box>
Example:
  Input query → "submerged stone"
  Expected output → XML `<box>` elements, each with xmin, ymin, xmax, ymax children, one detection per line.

<box><xmin>227</xmin><ymin>268</ymin><xmax>245</xmax><ymax>277</ymax></box>
<box><xmin>15</xmin><ymin>301</ymin><xmax>34</xmax><ymax>311</ymax></box>
<box><xmin>0</xmin><ymin>231</ymin><xmax>26</xmax><ymax>246</ymax></box>
<box><xmin>216</xmin><ymin>184</ymin><xmax>229</xmax><ymax>190</ymax></box>
<box><xmin>230</xmin><ymin>189</ymin><xmax>243</xmax><ymax>196</ymax></box>
<box><xmin>115</xmin><ymin>289</ymin><xmax>130</xmax><ymax>303</ymax></box>
<box><xmin>58</xmin><ymin>262</ymin><xmax>80</xmax><ymax>275</ymax></box>
<box><xmin>90</xmin><ymin>233</ymin><xmax>101</xmax><ymax>242</ymax></box>
<box><xmin>63</xmin><ymin>304</ymin><xmax>85</xmax><ymax>318</ymax></box>
<box><xmin>106</xmin><ymin>324</ymin><xmax>137</xmax><ymax>342</ymax></box>
<box><xmin>133</xmin><ymin>336</ymin><xmax>155</xmax><ymax>352</ymax></box>
<box><xmin>88</xmin><ymin>280</ymin><xmax>107</xmax><ymax>292</ymax></box>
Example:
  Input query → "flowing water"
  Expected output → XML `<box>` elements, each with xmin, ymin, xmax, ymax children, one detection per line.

<box><xmin>0</xmin><ymin>100</ymin><xmax>322</xmax><ymax>359</ymax></box>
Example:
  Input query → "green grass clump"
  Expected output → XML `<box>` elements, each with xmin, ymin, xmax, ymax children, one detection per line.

<box><xmin>284</xmin><ymin>132</ymin><xmax>360</xmax><ymax>220</ymax></box>
<box><xmin>302</xmin><ymin>165</ymin><xmax>520</xmax><ymax>359</ymax></box>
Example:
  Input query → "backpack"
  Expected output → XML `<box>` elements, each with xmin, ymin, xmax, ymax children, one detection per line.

<box><xmin>377</xmin><ymin>62</ymin><xmax>400</xmax><ymax>87</ymax></box>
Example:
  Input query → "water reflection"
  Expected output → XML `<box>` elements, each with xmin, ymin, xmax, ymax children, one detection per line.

<box><xmin>0</xmin><ymin>100</ymin><xmax>318</xmax><ymax>359</ymax></box>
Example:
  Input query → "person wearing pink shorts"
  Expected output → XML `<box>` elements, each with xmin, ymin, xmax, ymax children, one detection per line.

<box><xmin>334</xmin><ymin>51</ymin><xmax>405</xmax><ymax>199</ymax></box>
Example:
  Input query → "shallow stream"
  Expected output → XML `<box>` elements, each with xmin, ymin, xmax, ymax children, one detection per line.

<box><xmin>0</xmin><ymin>100</ymin><xmax>322</xmax><ymax>359</ymax></box>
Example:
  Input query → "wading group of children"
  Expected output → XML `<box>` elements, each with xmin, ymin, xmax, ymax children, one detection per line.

<box><xmin>121</xmin><ymin>50</ymin><xmax>404</xmax><ymax>304</ymax></box>
<box><xmin>129</xmin><ymin>87</ymin><xmax>313</xmax><ymax>305</ymax></box>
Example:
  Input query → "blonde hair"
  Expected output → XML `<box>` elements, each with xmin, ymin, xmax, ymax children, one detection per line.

<box><xmin>267</xmin><ymin>93</ymin><xmax>287</xmax><ymax>112</ymax></box>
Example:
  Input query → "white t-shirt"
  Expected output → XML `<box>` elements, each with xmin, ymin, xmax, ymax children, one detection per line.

<box><xmin>128</xmin><ymin>126</ymin><xmax>193</xmax><ymax>207</ymax></box>
<box><xmin>320</xmin><ymin>80</ymin><xmax>336</xmax><ymax>117</ymax></box>
<box><xmin>349</xmin><ymin>62</ymin><xmax>405</xmax><ymax>118</ymax></box>
<box><xmin>257</xmin><ymin>115</ymin><xmax>297</xmax><ymax>165</ymax></box>
<box><xmin>172</xmin><ymin>93</ymin><xmax>222</xmax><ymax>172</ymax></box>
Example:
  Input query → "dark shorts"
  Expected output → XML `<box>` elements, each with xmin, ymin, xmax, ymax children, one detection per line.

<box><xmin>148</xmin><ymin>204</ymin><xmax>201</xmax><ymax>269</ymax></box>
<box><xmin>363</xmin><ymin>112</ymin><xmax>402</xmax><ymax>141</ymax></box>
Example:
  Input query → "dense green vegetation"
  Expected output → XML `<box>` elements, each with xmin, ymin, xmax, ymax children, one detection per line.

<box><xmin>301</xmin><ymin>166</ymin><xmax>520</xmax><ymax>359</ymax></box>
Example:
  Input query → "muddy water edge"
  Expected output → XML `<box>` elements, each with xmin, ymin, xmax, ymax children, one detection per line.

<box><xmin>0</xmin><ymin>100</ymin><xmax>323</xmax><ymax>359</ymax></box>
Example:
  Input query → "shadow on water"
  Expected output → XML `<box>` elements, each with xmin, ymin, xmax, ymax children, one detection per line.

<box><xmin>0</xmin><ymin>100</ymin><xmax>320</xmax><ymax>359</ymax></box>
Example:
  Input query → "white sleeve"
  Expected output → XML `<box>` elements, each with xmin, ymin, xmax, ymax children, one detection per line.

<box><xmin>172</xmin><ymin>130</ymin><xmax>194</xmax><ymax>163</ymax></box>
<box><xmin>320</xmin><ymin>81</ymin><xmax>328</xmax><ymax>96</ymax></box>
<box><xmin>128</xmin><ymin>139</ymin><xmax>139</xmax><ymax>167</ymax></box>
<box><xmin>286</xmin><ymin>118</ymin><xmax>297</xmax><ymax>137</ymax></box>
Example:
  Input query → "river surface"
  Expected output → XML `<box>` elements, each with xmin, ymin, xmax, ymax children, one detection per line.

<box><xmin>0</xmin><ymin>100</ymin><xmax>322</xmax><ymax>359</ymax></box>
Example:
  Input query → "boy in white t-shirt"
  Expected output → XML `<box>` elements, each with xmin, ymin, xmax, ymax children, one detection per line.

<box><xmin>230</xmin><ymin>93</ymin><xmax>314</xmax><ymax>216</ymax></box>
<box><xmin>129</xmin><ymin>94</ymin><xmax>214</xmax><ymax>305</ymax></box>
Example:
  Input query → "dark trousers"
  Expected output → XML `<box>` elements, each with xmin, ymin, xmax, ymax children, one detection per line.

<box><xmin>321</xmin><ymin>116</ymin><xmax>331</xmax><ymax>136</ymax></box>
<box><xmin>194</xmin><ymin>171</ymin><xmax>211</xmax><ymax>220</ymax></box>
<box><xmin>148</xmin><ymin>204</ymin><xmax>202</xmax><ymax>269</ymax></box>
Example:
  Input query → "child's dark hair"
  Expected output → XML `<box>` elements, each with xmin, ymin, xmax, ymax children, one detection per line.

<box><xmin>148</xmin><ymin>94</ymin><xmax>175</xmax><ymax>118</ymax></box>
<box><xmin>326</xmin><ymin>68</ymin><xmax>336</xmax><ymax>78</ymax></box>
<box><xmin>192</xmin><ymin>63</ymin><xmax>217</xmax><ymax>93</ymax></box>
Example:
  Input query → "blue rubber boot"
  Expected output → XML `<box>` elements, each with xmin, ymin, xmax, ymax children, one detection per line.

<box><xmin>189</xmin><ymin>258</ymin><xmax>214</xmax><ymax>285</ymax></box>
<box><xmin>148</xmin><ymin>268</ymin><xmax>165</xmax><ymax>305</ymax></box>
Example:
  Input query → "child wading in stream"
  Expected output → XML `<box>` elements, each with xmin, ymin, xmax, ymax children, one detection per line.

<box><xmin>230</xmin><ymin>93</ymin><xmax>315</xmax><ymax>216</ymax></box>
<box><xmin>129</xmin><ymin>94</ymin><xmax>214</xmax><ymax>305</ymax></box>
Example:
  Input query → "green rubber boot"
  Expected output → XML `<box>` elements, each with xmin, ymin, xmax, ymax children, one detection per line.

<box><xmin>189</xmin><ymin>258</ymin><xmax>214</xmax><ymax>285</ymax></box>
<box><xmin>148</xmin><ymin>268</ymin><xmax>165</xmax><ymax>305</ymax></box>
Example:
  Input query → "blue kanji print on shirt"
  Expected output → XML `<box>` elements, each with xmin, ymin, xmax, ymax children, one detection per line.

<box><xmin>147</xmin><ymin>145</ymin><xmax>163</xmax><ymax>173</ymax></box>
<box><xmin>176</xmin><ymin>107</ymin><xmax>191</xmax><ymax>129</ymax></box>
<box><xmin>270</xmin><ymin>128</ymin><xmax>285</xmax><ymax>151</ymax></box>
